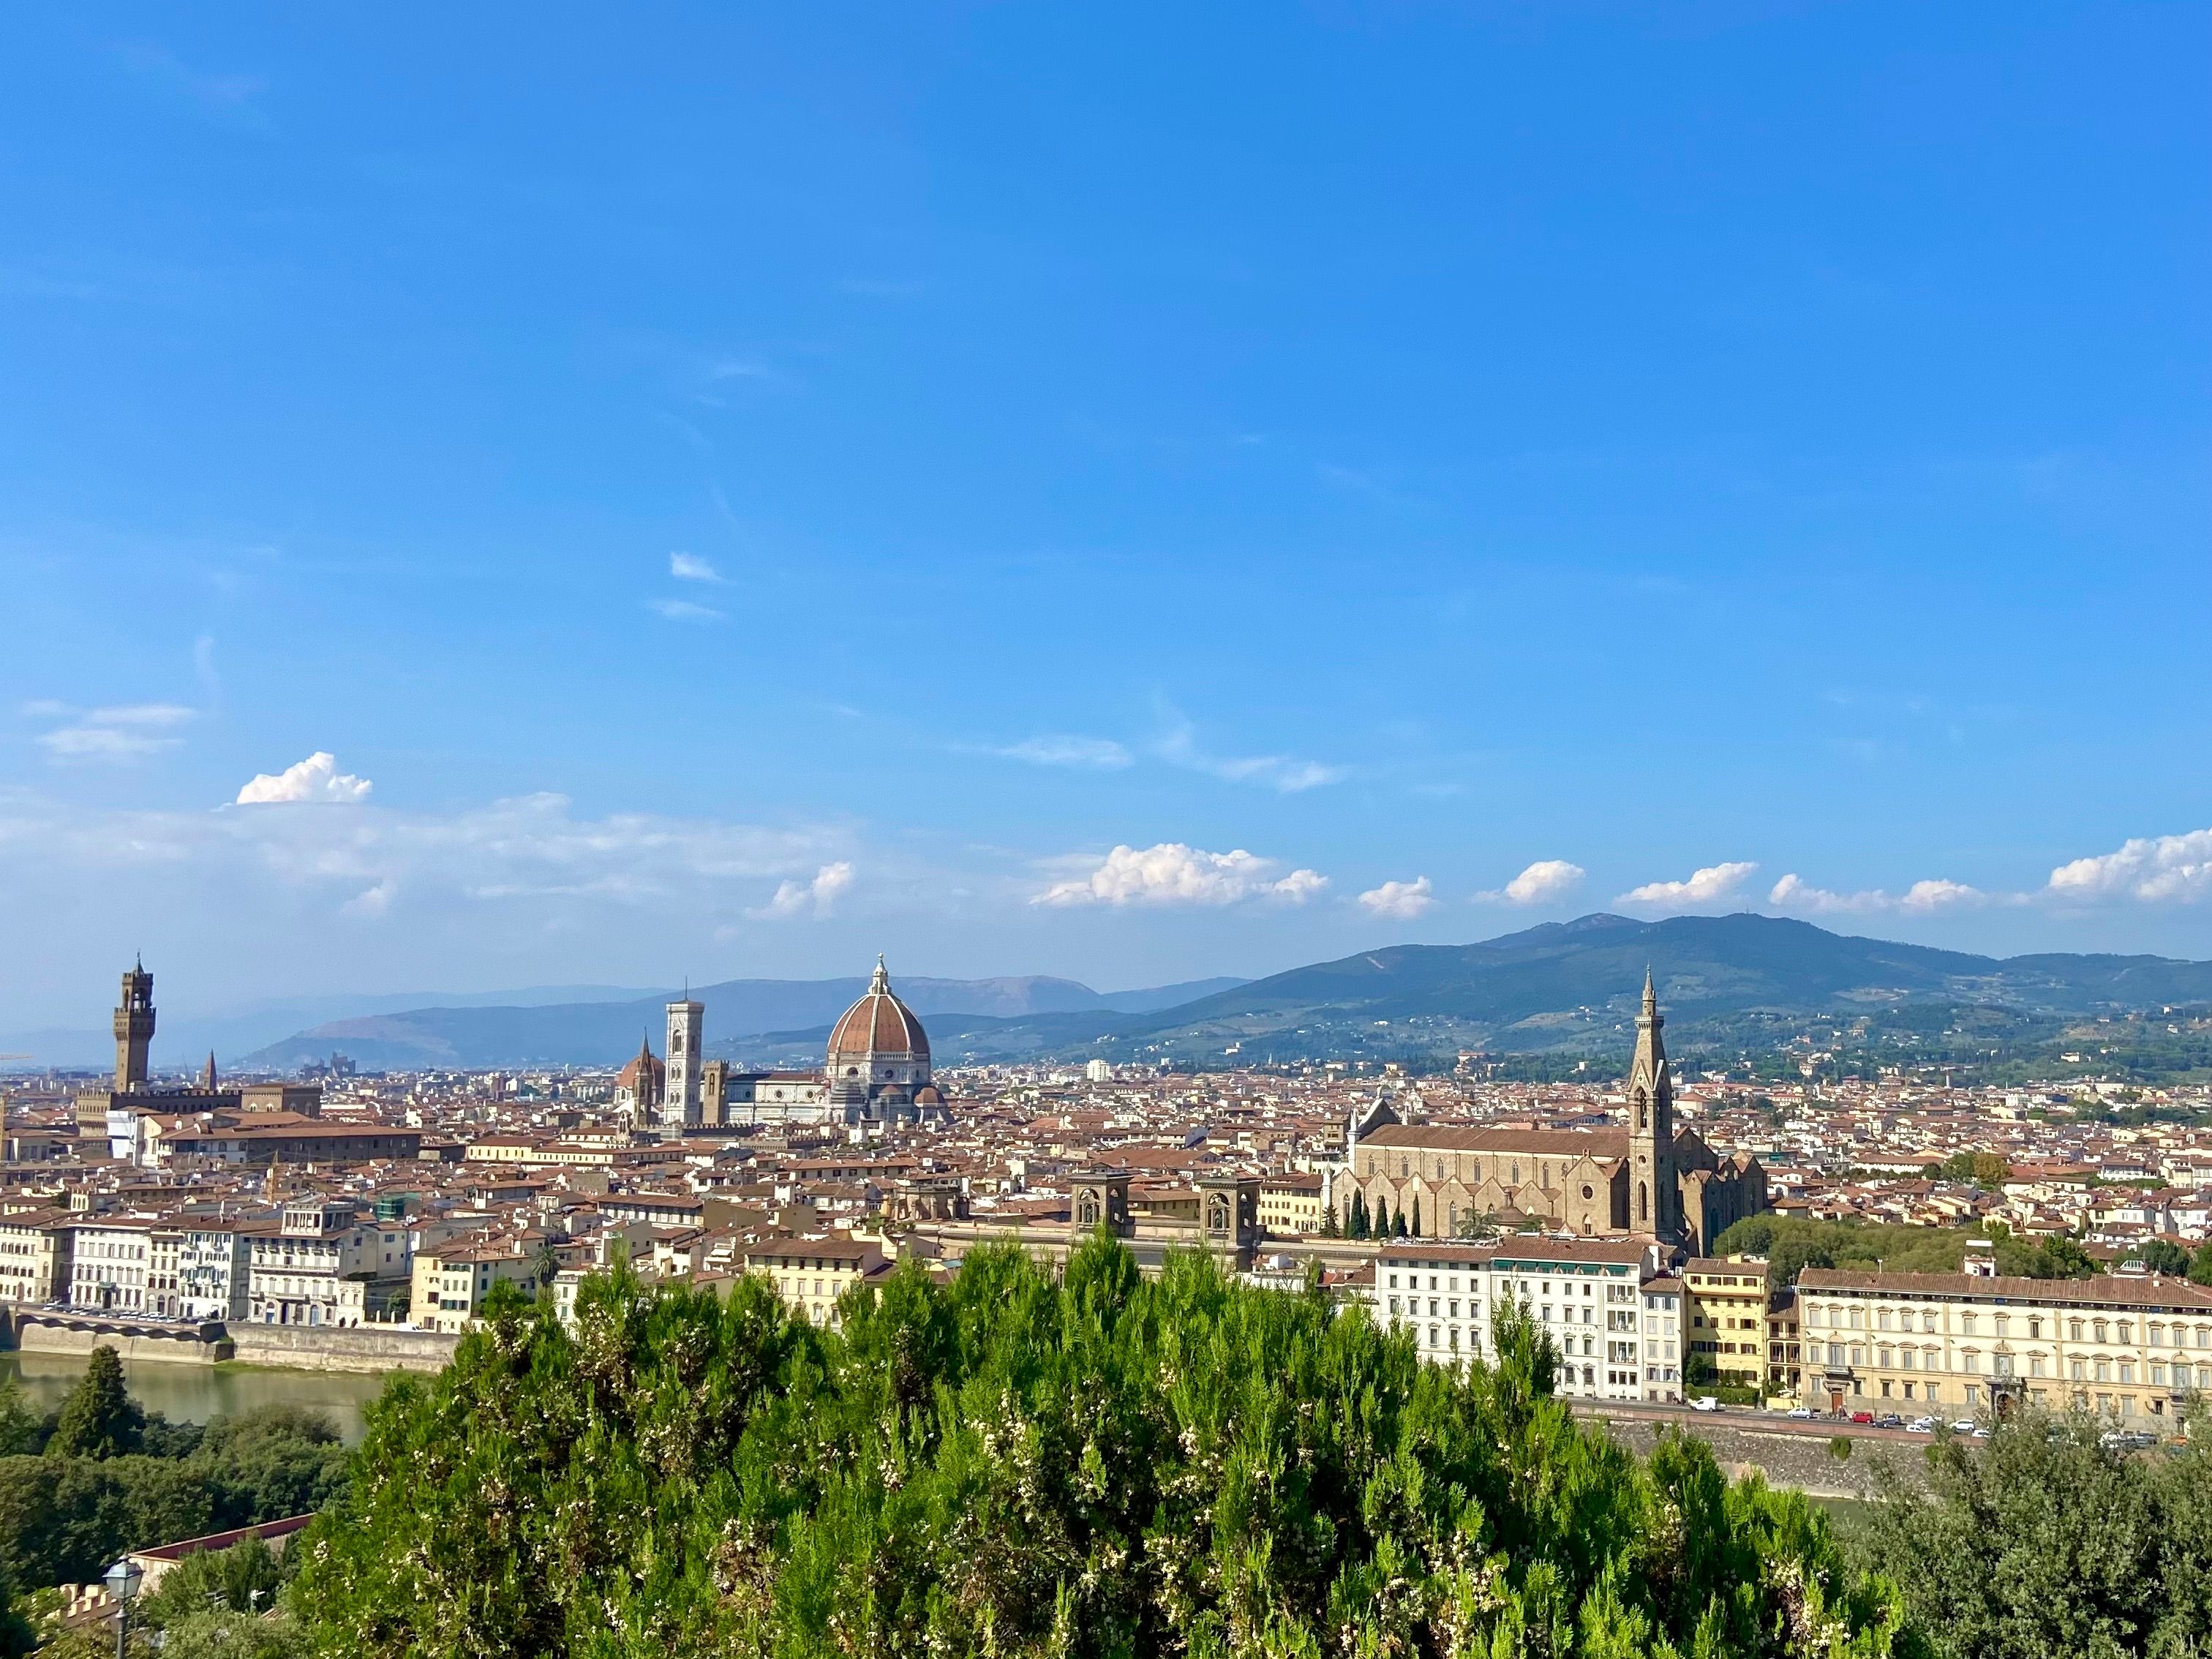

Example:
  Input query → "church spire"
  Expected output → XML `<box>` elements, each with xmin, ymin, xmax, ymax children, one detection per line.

<box><xmin>870</xmin><ymin>953</ymin><xmax>890</xmax><ymax>995</ymax></box>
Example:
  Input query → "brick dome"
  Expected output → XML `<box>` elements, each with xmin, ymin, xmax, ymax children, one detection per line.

<box><xmin>827</xmin><ymin>957</ymin><xmax>930</xmax><ymax>1064</ymax></box>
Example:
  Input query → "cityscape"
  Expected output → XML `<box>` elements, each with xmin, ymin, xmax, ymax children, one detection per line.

<box><xmin>2</xmin><ymin>6</ymin><xmax>2208</xmax><ymax>1658</ymax></box>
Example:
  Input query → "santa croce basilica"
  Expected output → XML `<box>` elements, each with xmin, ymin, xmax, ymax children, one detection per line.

<box><xmin>1342</xmin><ymin>973</ymin><xmax>1767</xmax><ymax>1253</ymax></box>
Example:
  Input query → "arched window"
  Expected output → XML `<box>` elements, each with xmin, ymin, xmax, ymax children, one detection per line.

<box><xmin>1637</xmin><ymin>1182</ymin><xmax>1649</xmax><ymax>1222</ymax></box>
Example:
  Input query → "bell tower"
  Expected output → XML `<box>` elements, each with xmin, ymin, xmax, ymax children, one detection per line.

<box><xmin>113</xmin><ymin>959</ymin><xmax>155</xmax><ymax>1093</ymax></box>
<box><xmin>1625</xmin><ymin>968</ymin><xmax>1679</xmax><ymax>1243</ymax></box>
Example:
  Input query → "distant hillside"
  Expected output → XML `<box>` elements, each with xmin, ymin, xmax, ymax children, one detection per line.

<box><xmin>237</xmin><ymin>972</ymin><xmax>1249</xmax><ymax>1072</ymax></box>
<box><xmin>228</xmin><ymin>916</ymin><xmax>2212</xmax><ymax>1078</ymax></box>
<box><xmin>913</xmin><ymin>914</ymin><xmax>2212</xmax><ymax>1074</ymax></box>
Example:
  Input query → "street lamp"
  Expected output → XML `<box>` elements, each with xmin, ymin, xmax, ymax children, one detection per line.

<box><xmin>102</xmin><ymin>1559</ymin><xmax>141</xmax><ymax>1659</ymax></box>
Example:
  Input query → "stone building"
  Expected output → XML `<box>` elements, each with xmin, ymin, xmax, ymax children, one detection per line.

<box><xmin>1342</xmin><ymin>974</ymin><xmax>1767</xmax><ymax>1252</ymax></box>
<box><xmin>823</xmin><ymin>957</ymin><xmax>941</xmax><ymax>1125</ymax></box>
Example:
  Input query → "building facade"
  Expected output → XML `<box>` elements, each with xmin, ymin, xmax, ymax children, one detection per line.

<box><xmin>1795</xmin><ymin>1268</ymin><xmax>2212</xmax><ymax>1429</ymax></box>
<box><xmin>1344</xmin><ymin>977</ymin><xmax>1766</xmax><ymax>1252</ymax></box>
<box><xmin>662</xmin><ymin>998</ymin><xmax>704</xmax><ymax>1132</ymax></box>
<box><xmin>1363</xmin><ymin>1237</ymin><xmax>1682</xmax><ymax>1402</ymax></box>
<box><xmin>1684</xmin><ymin>1257</ymin><xmax>1772</xmax><ymax>1389</ymax></box>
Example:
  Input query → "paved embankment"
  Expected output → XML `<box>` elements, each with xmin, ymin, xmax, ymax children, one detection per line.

<box><xmin>225</xmin><ymin>1324</ymin><xmax>460</xmax><ymax>1374</ymax></box>
<box><xmin>1571</xmin><ymin>1402</ymin><xmax>1930</xmax><ymax>1499</ymax></box>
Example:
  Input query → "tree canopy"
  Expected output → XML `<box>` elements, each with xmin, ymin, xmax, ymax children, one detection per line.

<box><xmin>287</xmin><ymin>1238</ymin><xmax>1909</xmax><ymax>1659</ymax></box>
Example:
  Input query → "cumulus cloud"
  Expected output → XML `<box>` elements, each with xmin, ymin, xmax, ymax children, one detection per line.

<box><xmin>647</xmin><ymin>598</ymin><xmax>725</xmax><ymax>622</ymax></box>
<box><xmin>1359</xmin><ymin>876</ymin><xmax>1434</xmax><ymax>919</ymax></box>
<box><xmin>1035</xmin><ymin>843</ymin><xmax>1327</xmax><ymax>907</ymax></box>
<box><xmin>1154</xmin><ymin>717</ymin><xmax>1343</xmax><ymax>794</ymax></box>
<box><xmin>994</xmin><ymin>735</ymin><xmax>1133</xmax><ymax>770</ymax></box>
<box><xmin>1477</xmin><ymin>859</ymin><xmax>1586</xmax><ymax>906</ymax></box>
<box><xmin>342</xmin><ymin>879</ymin><xmax>396</xmax><ymax>919</ymax></box>
<box><xmin>669</xmin><ymin>551</ymin><xmax>726</xmax><ymax>584</ymax></box>
<box><xmin>1768</xmin><ymin>873</ymin><xmax>1990</xmax><ymax>914</ymax></box>
<box><xmin>750</xmin><ymin>860</ymin><xmax>856</xmax><ymax>919</ymax></box>
<box><xmin>1619</xmin><ymin>861</ymin><xmax>1758</xmax><ymax>908</ymax></box>
<box><xmin>236</xmin><ymin>753</ymin><xmax>373</xmax><ymax>805</ymax></box>
<box><xmin>34</xmin><ymin>703</ymin><xmax>195</xmax><ymax>764</ymax></box>
<box><xmin>2047</xmin><ymin>828</ymin><xmax>2212</xmax><ymax>905</ymax></box>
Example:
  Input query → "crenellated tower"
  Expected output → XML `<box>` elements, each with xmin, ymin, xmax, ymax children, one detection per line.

<box><xmin>113</xmin><ymin>959</ymin><xmax>155</xmax><ymax>1093</ymax></box>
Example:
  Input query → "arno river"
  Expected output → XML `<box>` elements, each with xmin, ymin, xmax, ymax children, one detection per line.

<box><xmin>2</xmin><ymin>1351</ymin><xmax>394</xmax><ymax>1442</ymax></box>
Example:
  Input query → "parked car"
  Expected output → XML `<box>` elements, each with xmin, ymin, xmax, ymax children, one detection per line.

<box><xmin>1849</xmin><ymin>1410</ymin><xmax>1876</xmax><ymax>1424</ymax></box>
<box><xmin>1874</xmin><ymin>1412</ymin><xmax>1905</xmax><ymax>1429</ymax></box>
<box><xmin>1786</xmin><ymin>1405</ymin><xmax>1818</xmax><ymax>1419</ymax></box>
<box><xmin>1690</xmin><ymin>1396</ymin><xmax>1721</xmax><ymax>1412</ymax></box>
<box><xmin>1906</xmin><ymin>1415</ymin><xmax>1938</xmax><ymax>1433</ymax></box>
<box><xmin>1952</xmin><ymin>1420</ymin><xmax>1978</xmax><ymax>1434</ymax></box>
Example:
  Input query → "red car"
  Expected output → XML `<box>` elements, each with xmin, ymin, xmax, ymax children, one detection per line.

<box><xmin>1849</xmin><ymin>1410</ymin><xmax>1875</xmax><ymax>1425</ymax></box>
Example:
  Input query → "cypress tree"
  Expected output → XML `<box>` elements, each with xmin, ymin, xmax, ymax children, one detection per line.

<box><xmin>48</xmin><ymin>1345</ymin><xmax>143</xmax><ymax>1459</ymax></box>
<box><xmin>1411</xmin><ymin>1195</ymin><xmax>1423</xmax><ymax>1238</ymax></box>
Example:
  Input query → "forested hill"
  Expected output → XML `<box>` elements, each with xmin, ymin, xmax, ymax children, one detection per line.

<box><xmin>913</xmin><ymin>912</ymin><xmax>2212</xmax><ymax>1071</ymax></box>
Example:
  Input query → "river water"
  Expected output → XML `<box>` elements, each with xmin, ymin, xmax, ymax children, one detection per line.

<box><xmin>0</xmin><ymin>1353</ymin><xmax>395</xmax><ymax>1445</ymax></box>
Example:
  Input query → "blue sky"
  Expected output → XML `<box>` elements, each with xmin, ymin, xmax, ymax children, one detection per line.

<box><xmin>2</xmin><ymin>3</ymin><xmax>2208</xmax><ymax>1027</ymax></box>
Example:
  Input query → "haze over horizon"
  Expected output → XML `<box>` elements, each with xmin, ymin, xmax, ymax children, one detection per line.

<box><xmin>3</xmin><ymin>5</ymin><xmax>2208</xmax><ymax>1027</ymax></box>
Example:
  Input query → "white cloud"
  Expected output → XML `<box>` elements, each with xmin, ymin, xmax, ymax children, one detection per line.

<box><xmin>33</xmin><ymin>702</ymin><xmax>196</xmax><ymax>764</ymax></box>
<box><xmin>1768</xmin><ymin>873</ymin><xmax>1990</xmax><ymax>914</ymax></box>
<box><xmin>1035</xmin><ymin>843</ymin><xmax>1327</xmax><ymax>907</ymax></box>
<box><xmin>647</xmin><ymin>598</ymin><xmax>725</xmax><ymax>622</ymax></box>
<box><xmin>669</xmin><ymin>551</ymin><xmax>726</xmax><ymax>584</ymax></box>
<box><xmin>1359</xmin><ymin>876</ymin><xmax>1434</xmax><ymax>919</ymax></box>
<box><xmin>1477</xmin><ymin>859</ymin><xmax>1586</xmax><ymax>906</ymax></box>
<box><xmin>749</xmin><ymin>860</ymin><xmax>856</xmax><ymax>919</ymax></box>
<box><xmin>1900</xmin><ymin>878</ymin><xmax>1985</xmax><ymax>912</ymax></box>
<box><xmin>995</xmin><ymin>735</ymin><xmax>1133</xmax><ymax>770</ymax></box>
<box><xmin>1619</xmin><ymin>861</ymin><xmax>1758</xmax><ymax>908</ymax></box>
<box><xmin>2047</xmin><ymin>828</ymin><xmax>2212</xmax><ymax>905</ymax></box>
<box><xmin>1154</xmin><ymin>717</ymin><xmax>1344</xmax><ymax>794</ymax></box>
<box><xmin>342</xmin><ymin>879</ymin><xmax>396</xmax><ymax>919</ymax></box>
<box><xmin>236</xmin><ymin>753</ymin><xmax>373</xmax><ymax>805</ymax></box>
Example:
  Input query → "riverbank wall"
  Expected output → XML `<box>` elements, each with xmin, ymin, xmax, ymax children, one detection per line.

<box><xmin>1585</xmin><ymin>1413</ymin><xmax>1930</xmax><ymax>1500</ymax></box>
<box><xmin>13</xmin><ymin>1316</ymin><xmax>460</xmax><ymax>1375</ymax></box>
<box><xmin>225</xmin><ymin>1325</ymin><xmax>459</xmax><ymax>1374</ymax></box>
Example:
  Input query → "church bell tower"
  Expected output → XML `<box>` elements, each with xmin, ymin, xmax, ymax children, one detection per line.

<box><xmin>1625</xmin><ymin>968</ymin><xmax>1679</xmax><ymax>1243</ymax></box>
<box><xmin>113</xmin><ymin>959</ymin><xmax>155</xmax><ymax>1094</ymax></box>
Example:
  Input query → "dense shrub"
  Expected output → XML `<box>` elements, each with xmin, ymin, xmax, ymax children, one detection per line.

<box><xmin>290</xmin><ymin>1237</ymin><xmax>1910</xmax><ymax>1658</ymax></box>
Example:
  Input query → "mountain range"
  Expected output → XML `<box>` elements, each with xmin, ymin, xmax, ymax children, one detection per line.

<box><xmin>40</xmin><ymin>913</ymin><xmax>2212</xmax><ymax>1077</ymax></box>
<box><xmin>227</xmin><ymin>974</ymin><xmax>1246</xmax><ymax>1072</ymax></box>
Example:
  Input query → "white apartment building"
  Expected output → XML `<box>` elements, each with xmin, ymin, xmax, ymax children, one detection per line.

<box><xmin>177</xmin><ymin>1224</ymin><xmax>262</xmax><ymax>1323</ymax></box>
<box><xmin>246</xmin><ymin>1200</ymin><xmax>412</xmax><ymax>1327</ymax></box>
<box><xmin>1365</xmin><ymin>1238</ymin><xmax>1681</xmax><ymax>1402</ymax></box>
<box><xmin>65</xmin><ymin>1219</ymin><xmax>173</xmax><ymax>1316</ymax></box>
<box><xmin>1797</xmin><ymin>1268</ymin><xmax>2212</xmax><ymax>1429</ymax></box>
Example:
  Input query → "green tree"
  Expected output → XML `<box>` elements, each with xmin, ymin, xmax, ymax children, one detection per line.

<box><xmin>1864</xmin><ymin>1408</ymin><xmax>2212</xmax><ymax>1658</ymax></box>
<box><xmin>2023</xmin><ymin>1235</ymin><xmax>2099</xmax><ymax>1280</ymax></box>
<box><xmin>0</xmin><ymin>1382</ymin><xmax>44</xmax><ymax>1459</ymax></box>
<box><xmin>2190</xmin><ymin>1241</ymin><xmax>2212</xmax><ymax>1287</ymax></box>
<box><xmin>49</xmin><ymin>1347</ymin><xmax>143</xmax><ymax>1459</ymax></box>
<box><xmin>2134</xmin><ymin>1239</ymin><xmax>2191</xmax><ymax>1276</ymax></box>
<box><xmin>286</xmin><ymin>1239</ymin><xmax>1911</xmax><ymax>1659</ymax></box>
<box><xmin>1410</xmin><ymin>1193</ymin><xmax>1422</xmax><ymax>1236</ymax></box>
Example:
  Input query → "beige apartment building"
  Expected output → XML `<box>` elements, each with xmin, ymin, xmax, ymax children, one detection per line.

<box><xmin>1797</xmin><ymin>1268</ymin><xmax>2212</xmax><ymax>1428</ymax></box>
<box><xmin>0</xmin><ymin>1211</ymin><xmax>73</xmax><ymax>1305</ymax></box>
<box><xmin>1684</xmin><ymin>1257</ymin><xmax>1771</xmax><ymax>1390</ymax></box>
<box><xmin>410</xmin><ymin>1237</ymin><xmax>541</xmax><ymax>1334</ymax></box>
<box><xmin>743</xmin><ymin>1238</ymin><xmax>889</xmax><ymax>1330</ymax></box>
<box><xmin>1259</xmin><ymin>1171</ymin><xmax>1325</xmax><ymax>1235</ymax></box>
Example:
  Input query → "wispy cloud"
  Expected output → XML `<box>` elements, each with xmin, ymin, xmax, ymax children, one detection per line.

<box><xmin>1618</xmin><ymin>861</ymin><xmax>1759</xmax><ymax>909</ymax></box>
<box><xmin>1034</xmin><ymin>843</ymin><xmax>1327</xmax><ymax>908</ymax></box>
<box><xmin>669</xmin><ymin>551</ymin><xmax>727</xmax><ymax>584</ymax></box>
<box><xmin>749</xmin><ymin>860</ymin><xmax>856</xmax><ymax>919</ymax></box>
<box><xmin>992</xmin><ymin>735</ymin><xmax>1133</xmax><ymax>770</ymax></box>
<box><xmin>236</xmin><ymin>752</ymin><xmax>373</xmax><ymax>805</ymax></box>
<box><xmin>1155</xmin><ymin>713</ymin><xmax>1344</xmax><ymax>794</ymax></box>
<box><xmin>112</xmin><ymin>40</ymin><xmax>268</xmax><ymax>127</ymax></box>
<box><xmin>647</xmin><ymin>598</ymin><xmax>725</xmax><ymax>623</ymax></box>
<box><xmin>1768</xmin><ymin>873</ymin><xmax>1989</xmax><ymax>914</ymax></box>
<box><xmin>1475</xmin><ymin>859</ymin><xmax>1586</xmax><ymax>906</ymax></box>
<box><xmin>32</xmin><ymin>702</ymin><xmax>196</xmax><ymax>764</ymax></box>
<box><xmin>1358</xmin><ymin>876</ymin><xmax>1434</xmax><ymax>919</ymax></box>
